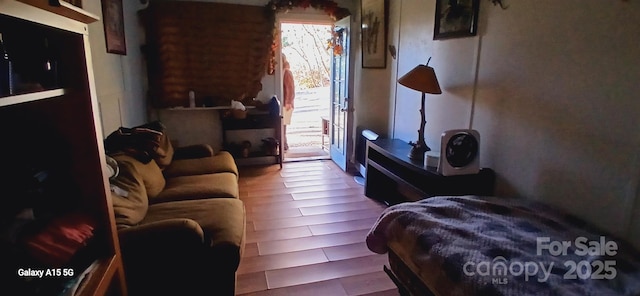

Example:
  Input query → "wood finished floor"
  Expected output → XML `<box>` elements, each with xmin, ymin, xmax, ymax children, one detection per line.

<box><xmin>236</xmin><ymin>160</ymin><xmax>398</xmax><ymax>296</ymax></box>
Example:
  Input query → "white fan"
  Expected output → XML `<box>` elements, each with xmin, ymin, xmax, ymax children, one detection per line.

<box><xmin>437</xmin><ymin>129</ymin><xmax>480</xmax><ymax>176</ymax></box>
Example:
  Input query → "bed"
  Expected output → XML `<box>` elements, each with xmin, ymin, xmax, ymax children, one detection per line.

<box><xmin>366</xmin><ymin>195</ymin><xmax>640</xmax><ymax>296</ymax></box>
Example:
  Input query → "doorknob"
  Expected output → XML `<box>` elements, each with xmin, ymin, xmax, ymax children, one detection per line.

<box><xmin>340</xmin><ymin>108</ymin><xmax>348</xmax><ymax>112</ymax></box>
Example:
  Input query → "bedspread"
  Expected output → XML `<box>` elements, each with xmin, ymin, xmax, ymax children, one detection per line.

<box><xmin>366</xmin><ymin>195</ymin><xmax>640</xmax><ymax>296</ymax></box>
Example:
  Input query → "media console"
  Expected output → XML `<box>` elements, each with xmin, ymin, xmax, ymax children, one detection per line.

<box><xmin>365</xmin><ymin>139</ymin><xmax>495</xmax><ymax>205</ymax></box>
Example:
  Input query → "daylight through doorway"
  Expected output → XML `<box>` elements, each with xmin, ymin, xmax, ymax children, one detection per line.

<box><xmin>281</xmin><ymin>23</ymin><xmax>332</xmax><ymax>161</ymax></box>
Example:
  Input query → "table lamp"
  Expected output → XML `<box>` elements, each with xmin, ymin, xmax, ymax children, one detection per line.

<box><xmin>397</xmin><ymin>58</ymin><xmax>442</xmax><ymax>160</ymax></box>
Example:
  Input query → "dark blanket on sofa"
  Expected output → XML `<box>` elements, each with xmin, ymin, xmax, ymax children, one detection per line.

<box><xmin>366</xmin><ymin>195</ymin><xmax>640</xmax><ymax>296</ymax></box>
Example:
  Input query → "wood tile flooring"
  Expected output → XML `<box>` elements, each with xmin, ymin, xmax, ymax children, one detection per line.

<box><xmin>236</xmin><ymin>160</ymin><xmax>398</xmax><ymax>295</ymax></box>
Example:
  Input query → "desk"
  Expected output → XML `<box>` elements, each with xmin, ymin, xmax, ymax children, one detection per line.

<box><xmin>365</xmin><ymin>139</ymin><xmax>495</xmax><ymax>205</ymax></box>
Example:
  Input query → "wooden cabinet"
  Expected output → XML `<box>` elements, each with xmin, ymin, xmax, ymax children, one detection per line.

<box><xmin>1</xmin><ymin>1</ymin><xmax>126</xmax><ymax>295</ymax></box>
<box><xmin>365</xmin><ymin>139</ymin><xmax>495</xmax><ymax>205</ymax></box>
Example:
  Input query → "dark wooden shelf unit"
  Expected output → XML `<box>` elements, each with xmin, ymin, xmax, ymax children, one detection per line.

<box><xmin>365</xmin><ymin>139</ymin><xmax>495</xmax><ymax>205</ymax></box>
<box><xmin>221</xmin><ymin>110</ymin><xmax>283</xmax><ymax>168</ymax></box>
<box><xmin>1</xmin><ymin>1</ymin><xmax>126</xmax><ymax>295</ymax></box>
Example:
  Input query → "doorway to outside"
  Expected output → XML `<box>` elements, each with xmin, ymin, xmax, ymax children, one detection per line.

<box><xmin>280</xmin><ymin>22</ymin><xmax>332</xmax><ymax>162</ymax></box>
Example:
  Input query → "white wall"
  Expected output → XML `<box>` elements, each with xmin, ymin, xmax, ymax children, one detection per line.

<box><xmin>474</xmin><ymin>0</ymin><xmax>640</xmax><ymax>248</ymax></box>
<box><xmin>384</xmin><ymin>0</ymin><xmax>640</xmax><ymax>249</ymax></box>
<box><xmin>393</xmin><ymin>0</ymin><xmax>476</xmax><ymax>149</ymax></box>
<box><xmin>352</xmin><ymin>0</ymin><xmax>394</xmax><ymax>140</ymax></box>
<box><xmin>84</xmin><ymin>0</ymin><xmax>148</xmax><ymax>135</ymax></box>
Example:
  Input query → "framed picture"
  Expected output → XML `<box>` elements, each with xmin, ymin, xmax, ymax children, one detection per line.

<box><xmin>361</xmin><ymin>0</ymin><xmax>387</xmax><ymax>68</ymax></box>
<box><xmin>434</xmin><ymin>0</ymin><xmax>479</xmax><ymax>40</ymax></box>
<box><xmin>101</xmin><ymin>0</ymin><xmax>126</xmax><ymax>55</ymax></box>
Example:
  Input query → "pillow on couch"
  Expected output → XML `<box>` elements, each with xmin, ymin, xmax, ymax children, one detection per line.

<box><xmin>110</xmin><ymin>160</ymin><xmax>149</xmax><ymax>228</ymax></box>
<box><xmin>111</xmin><ymin>153</ymin><xmax>166</xmax><ymax>199</ymax></box>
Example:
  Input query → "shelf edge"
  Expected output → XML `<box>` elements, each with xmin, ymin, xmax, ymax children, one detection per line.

<box><xmin>0</xmin><ymin>89</ymin><xmax>67</xmax><ymax>108</ymax></box>
<box><xmin>16</xmin><ymin>0</ymin><xmax>99</xmax><ymax>24</ymax></box>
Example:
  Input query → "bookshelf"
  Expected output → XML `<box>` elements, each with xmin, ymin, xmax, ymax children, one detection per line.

<box><xmin>0</xmin><ymin>1</ymin><xmax>126</xmax><ymax>295</ymax></box>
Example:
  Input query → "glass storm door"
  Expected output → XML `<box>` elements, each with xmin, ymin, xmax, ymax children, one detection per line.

<box><xmin>329</xmin><ymin>16</ymin><xmax>350</xmax><ymax>171</ymax></box>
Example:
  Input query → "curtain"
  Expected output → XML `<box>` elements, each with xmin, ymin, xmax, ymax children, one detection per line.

<box><xmin>140</xmin><ymin>2</ymin><xmax>272</xmax><ymax>108</ymax></box>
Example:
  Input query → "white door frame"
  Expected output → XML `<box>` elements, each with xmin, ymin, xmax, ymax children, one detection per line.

<box><xmin>274</xmin><ymin>11</ymin><xmax>355</xmax><ymax>169</ymax></box>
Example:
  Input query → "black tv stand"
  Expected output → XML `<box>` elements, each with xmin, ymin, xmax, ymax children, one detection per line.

<box><xmin>365</xmin><ymin>139</ymin><xmax>495</xmax><ymax>205</ymax></box>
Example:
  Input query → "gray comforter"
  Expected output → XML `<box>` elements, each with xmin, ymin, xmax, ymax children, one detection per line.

<box><xmin>366</xmin><ymin>195</ymin><xmax>640</xmax><ymax>296</ymax></box>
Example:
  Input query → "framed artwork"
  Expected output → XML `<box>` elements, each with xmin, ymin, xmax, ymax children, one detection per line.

<box><xmin>361</xmin><ymin>0</ymin><xmax>387</xmax><ymax>68</ymax></box>
<box><xmin>101</xmin><ymin>0</ymin><xmax>127</xmax><ymax>55</ymax></box>
<box><xmin>434</xmin><ymin>0</ymin><xmax>479</xmax><ymax>40</ymax></box>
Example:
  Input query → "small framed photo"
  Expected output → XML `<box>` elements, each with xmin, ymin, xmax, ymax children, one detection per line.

<box><xmin>361</xmin><ymin>0</ymin><xmax>388</xmax><ymax>69</ymax></box>
<box><xmin>434</xmin><ymin>0</ymin><xmax>479</xmax><ymax>40</ymax></box>
<box><xmin>101</xmin><ymin>0</ymin><xmax>127</xmax><ymax>55</ymax></box>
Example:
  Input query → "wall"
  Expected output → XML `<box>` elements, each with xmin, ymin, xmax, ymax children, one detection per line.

<box><xmin>475</xmin><ymin>0</ymin><xmax>640</xmax><ymax>248</ymax></box>
<box><xmin>84</xmin><ymin>0</ymin><xmax>148</xmax><ymax>135</ymax></box>
<box><xmin>77</xmin><ymin>0</ymin><xmax>380</xmax><ymax>178</ymax></box>
<box><xmin>392</xmin><ymin>0</ymin><xmax>477</xmax><ymax>149</ymax></box>
<box><xmin>83</xmin><ymin>0</ymin><xmax>640</xmax><ymax>248</ymax></box>
<box><xmin>386</xmin><ymin>0</ymin><xmax>640</xmax><ymax>249</ymax></box>
<box><xmin>89</xmin><ymin>0</ymin><xmax>355</xmax><ymax>151</ymax></box>
<box><xmin>352</xmin><ymin>1</ymin><xmax>394</xmax><ymax>140</ymax></box>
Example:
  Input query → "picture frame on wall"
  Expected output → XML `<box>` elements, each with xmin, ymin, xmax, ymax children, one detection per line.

<box><xmin>361</xmin><ymin>0</ymin><xmax>387</xmax><ymax>68</ymax></box>
<box><xmin>434</xmin><ymin>0</ymin><xmax>479</xmax><ymax>40</ymax></box>
<box><xmin>101</xmin><ymin>0</ymin><xmax>127</xmax><ymax>55</ymax></box>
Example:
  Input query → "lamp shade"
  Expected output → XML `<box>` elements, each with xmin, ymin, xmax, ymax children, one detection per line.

<box><xmin>398</xmin><ymin>64</ymin><xmax>442</xmax><ymax>94</ymax></box>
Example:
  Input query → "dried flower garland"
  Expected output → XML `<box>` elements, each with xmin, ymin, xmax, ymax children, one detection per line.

<box><xmin>265</xmin><ymin>0</ymin><xmax>351</xmax><ymax>75</ymax></box>
<box><xmin>266</xmin><ymin>0</ymin><xmax>350</xmax><ymax>21</ymax></box>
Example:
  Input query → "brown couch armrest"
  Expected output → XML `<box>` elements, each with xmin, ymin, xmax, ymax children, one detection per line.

<box><xmin>118</xmin><ymin>219</ymin><xmax>210</xmax><ymax>295</ymax></box>
<box><xmin>118</xmin><ymin>218</ymin><xmax>205</xmax><ymax>248</ymax></box>
<box><xmin>173</xmin><ymin>144</ymin><xmax>215</xmax><ymax>160</ymax></box>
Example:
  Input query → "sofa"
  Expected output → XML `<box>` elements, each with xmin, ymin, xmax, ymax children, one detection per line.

<box><xmin>106</xmin><ymin>122</ymin><xmax>245</xmax><ymax>296</ymax></box>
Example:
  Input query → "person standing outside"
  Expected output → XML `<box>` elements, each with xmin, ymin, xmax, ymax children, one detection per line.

<box><xmin>282</xmin><ymin>54</ymin><xmax>295</xmax><ymax>150</ymax></box>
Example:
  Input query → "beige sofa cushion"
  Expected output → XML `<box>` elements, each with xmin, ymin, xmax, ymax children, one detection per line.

<box><xmin>142</xmin><ymin>198</ymin><xmax>246</xmax><ymax>270</ymax></box>
<box><xmin>110</xmin><ymin>160</ymin><xmax>148</xmax><ymax>228</ymax></box>
<box><xmin>151</xmin><ymin>172</ymin><xmax>239</xmax><ymax>204</ymax></box>
<box><xmin>163</xmin><ymin>151</ymin><xmax>239</xmax><ymax>178</ymax></box>
<box><xmin>112</xmin><ymin>153</ymin><xmax>165</xmax><ymax>199</ymax></box>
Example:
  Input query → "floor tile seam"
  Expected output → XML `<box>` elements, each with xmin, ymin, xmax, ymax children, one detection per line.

<box><xmin>256</xmin><ymin>229</ymin><xmax>370</xmax><ymax>256</ymax></box>
<box><xmin>252</xmin><ymin>212</ymin><xmax>383</xmax><ymax>231</ymax></box>
<box><xmin>247</xmin><ymin>196</ymin><xmax>369</xmax><ymax>213</ymax></box>
<box><xmin>236</xmin><ymin>249</ymin><xmax>331</xmax><ymax>276</ymax></box>
<box><xmin>245</xmin><ymin>225</ymin><xmax>313</xmax><ymax>244</ymax></box>
<box><xmin>251</xmin><ymin>207</ymin><xmax>380</xmax><ymax>221</ymax></box>
<box><xmin>245</xmin><ymin>208</ymin><xmax>303</xmax><ymax>222</ymax></box>
<box><xmin>263</xmin><ymin>255</ymin><xmax>386</xmax><ymax>289</ymax></box>
<box><xmin>298</xmin><ymin>202</ymin><xmax>386</xmax><ymax>216</ymax></box>
<box><xmin>245</xmin><ymin>185</ymin><xmax>353</xmax><ymax>197</ymax></box>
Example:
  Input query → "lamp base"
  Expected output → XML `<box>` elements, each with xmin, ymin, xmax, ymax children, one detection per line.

<box><xmin>408</xmin><ymin>141</ymin><xmax>431</xmax><ymax>160</ymax></box>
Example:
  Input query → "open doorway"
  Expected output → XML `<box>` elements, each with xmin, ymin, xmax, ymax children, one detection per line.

<box><xmin>280</xmin><ymin>22</ymin><xmax>332</xmax><ymax>162</ymax></box>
